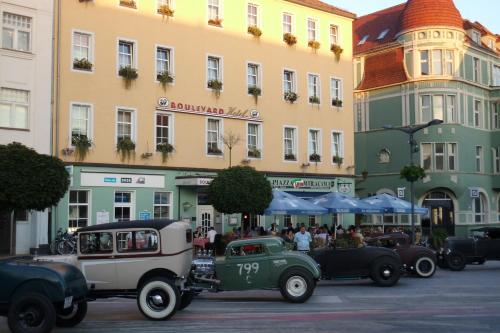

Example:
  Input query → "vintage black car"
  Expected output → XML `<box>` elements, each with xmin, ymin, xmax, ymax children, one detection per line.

<box><xmin>366</xmin><ymin>233</ymin><xmax>437</xmax><ymax>278</ymax></box>
<box><xmin>311</xmin><ymin>242</ymin><xmax>403</xmax><ymax>287</ymax></box>
<box><xmin>437</xmin><ymin>227</ymin><xmax>500</xmax><ymax>271</ymax></box>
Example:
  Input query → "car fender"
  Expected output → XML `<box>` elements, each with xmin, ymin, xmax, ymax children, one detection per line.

<box><xmin>11</xmin><ymin>278</ymin><xmax>65</xmax><ymax>304</ymax></box>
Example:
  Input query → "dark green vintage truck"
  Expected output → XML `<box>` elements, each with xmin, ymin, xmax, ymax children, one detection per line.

<box><xmin>0</xmin><ymin>257</ymin><xmax>88</xmax><ymax>333</ymax></box>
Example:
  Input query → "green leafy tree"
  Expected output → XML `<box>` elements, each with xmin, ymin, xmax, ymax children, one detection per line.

<box><xmin>0</xmin><ymin>142</ymin><xmax>70</xmax><ymax>213</ymax></box>
<box><xmin>207</xmin><ymin>166</ymin><xmax>272</xmax><ymax>215</ymax></box>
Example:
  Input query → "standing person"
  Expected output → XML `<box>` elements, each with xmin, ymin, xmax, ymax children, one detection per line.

<box><xmin>336</xmin><ymin>225</ymin><xmax>344</xmax><ymax>238</ymax></box>
<box><xmin>294</xmin><ymin>226</ymin><xmax>312</xmax><ymax>253</ymax></box>
<box><xmin>193</xmin><ymin>226</ymin><xmax>203</xmax><ymax>238</ymax></box>
<box><xmin>268</xmin><ymin>223</ymin><xmax>278</xmax><ymax>236</ymax></box>
<box><xmin>207</xmin><ymin>227</ymin><xmax>217</xmax><ymax>252</ymax></box>
<box><xmin>348</xmin><ymin>225</ymin><xmax>364</xmax><ymax>248</ymax></box>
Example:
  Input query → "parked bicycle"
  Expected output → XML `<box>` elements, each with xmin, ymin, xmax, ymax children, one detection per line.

<box><xmin>50</xmin><ymin>228</ymin><xmax>77</xmax><ymax>255</ymax></box>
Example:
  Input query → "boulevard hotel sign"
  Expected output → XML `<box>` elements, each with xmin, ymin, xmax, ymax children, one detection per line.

<box><xmin>157</xmin><ymin>97</ymin><xmax>262</xmax><ymax>122</ymax></box>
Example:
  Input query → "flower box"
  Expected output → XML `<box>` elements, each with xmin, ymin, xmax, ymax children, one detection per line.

<box><xmin>157</xmin><ymin>5</ymin><xmax>174</xmax><ymax>17</ymax></box>
<box><xmin>284</xmin><ymin>91</ymin><xmax>298</xmax><ymax>103</ymax></box>
<box><xmin>309</xmin><ymin>96</ymin><xmax>320</xmax><ymax>104</ymax></box>
<box><xmin>208</xmin><ymin>18</ymin><xmax>223</xmax><ymax>27</ymax></box>
<box><xmin>331</xmin><ymin>98</ymin><xmax>343</xmax><ymax>107</ymax></box>
<box><xmin>248</xmin><ymin>148</ymin><xmax>261</xmax><ymax>158</ymax></box>
<box><xmin>73</xmin><ymin>58</ymin><xmax>93</xmax><ymax>71</ymax></box>
<box><xmin>284</xmin><ymin>153</ymin><xmax>296</xmax><ymax>161</ymax></box>
<box><xmin>309</xmin><ymin>153</ymin><xmax>321</xmax><ymax>162</ymax></box>
<box><xmin>119</xmin><ymin>0</ymin><xmax>136</xmax><ymax>9</ymax></box>
<box><xmin>247</xmin><ymin>26</ymin><xmax>262</xmax><ymax>37</ymax></box>
<box><xmin>283</xmin><ymin>33</ymin><xmax>297</xmax><ymax>46</ymax></box>
<box><xmin>208</xmin><ymin>147</ymin><xmax>222</xmax><ymax>155</ymax></box>
<box><xmin>308</xmin><ymin>40</ymin><xmax>321</xmax><ymax>50</ymax></box>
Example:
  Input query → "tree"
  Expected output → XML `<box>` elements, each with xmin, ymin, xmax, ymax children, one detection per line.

<box><xmin>0</xmin><ymin>142</ymin><xmax>70</xmax><ymax>213</ymax></box>
<box><xmin>220</xmin><ymin>131</ymin><xmax>241</xmax><ymax>168</ymax></box>
<box><xmin>207</xmin><ymin>166</ymin><xmax>272</xmax><ymax>215</ymax></box>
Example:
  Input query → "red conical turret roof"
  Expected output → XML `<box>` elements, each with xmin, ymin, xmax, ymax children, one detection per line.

<box><xmin>400</xmin><ymin>0</ymin><xmax>463</xmax><ymax>32</ymax></box>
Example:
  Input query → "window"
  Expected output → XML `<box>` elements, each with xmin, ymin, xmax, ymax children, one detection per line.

<box><xmin>118</xmin><ymin>40</ymin><xmax>134</xmax><ymax>69</ymax></box>
<box><xmin>71</xmin><ymin>104</ymin><xmax>91</xmax><ymax>142</ymax></box>
<box><xmin>492</xmin><ymin>104</ymin><xmax>499</xmax><ymax>129</ymax></box>
<box><xmin>493</xmin><ymin>66</ymin><xmax>500</xmax><ymax>86</ymax></box>
<box><xmin>473</xmin><ymin>57</ymin><xmax>480</xmax><ymax>82</ymax></box>
<box><xmin>308</xmin><ymin>216</ymin><xmax>317</xmax><ymax>227</ymax></box>
<box><xmin>156</xmin><ymin>47</ymin><xmax>172</xmax><ymax>78</ymax></box>
<box><xmin>80</xmin><ymin>232</ymin><xmax>113</xmax><ymax>254</ymax></box>
<box><xmin>117</xmin><ymin>230</ymin><xmax>159</xmax><ymax>253</ymax></box>
<box><xmin>421</xmin><ymin>142</ymin><xmax>457</xmax><ymax>171</ymax></box>
<box><xmin>0</xmin><ymin>88</ymin><xmax>29</xmax><ymax>129</ymax></box>
<box><xmin>331</xmin><ymin>132</ymin><xmax>343</xmax><ymax>158</ymax></box>
<box><xmin>68</xmin><ymin>190</ymin><xmax>89</xmax><ymax>231</ymax></box>
<box><xmin>307</xmin><ymin>18</ymin><xmax>317</xmax><ymax>41</ymax></box>
<box><xmin>475</xmin><ymin>146</ymin><xmax>483</xmax><ymax>173</ymax></box>
<box><xmin>330</xmin><ymin>78</ymin><xmax>342</xmax><ymax>103</ymax></box>
<box><xmin>154</xmin><ymin>192</ymin><xmax>171</xmax><ymax>219</ymax></box>
<box><xmin>308</xmin><ymin>74</ymin><xmax>320</xmax><ymax>103</ymax></box>
<box><xmin>474</xmin><ymin>100</ymin><xmax>482</xmax><ymax>128</ymax></box>
<box><xmin>493</xmin><ymin>147</ymin><xmax>500</xmax><ymax>174</ymax></box>
<box><xmin>247</xmin><ymin>63</ymin><xmax>260</xmax><ymax>89</ymax></box>
<box><xmin>330</xmin><ymin>25</ymin><xmax>338</xmax><ymax>44</ymax></box>
<box><xmin>446</xmin><ymin>95</ymin><xmax>456</xmax><ymax>123</ymax></box>
<box><xmin>207</xmin><ymin>118</ymin><xmax>221</xmax><ymax>155</ymax></box>
<box><xmin>472</xmin><ymin>30</ymin><xmax>481</xmax><ymax>44</ymax></box>
<box><xmin>114</xmin><ymin>191</ymin><xmax>134</xmax><ymax>222</ymax></box>
<box><xmin>420</xmin><ymin>50</ymin><xmax>429</xmax><ymax>75</ymax></box>
<box><xmin>283</xmin><ymin>70</ymin><xmax>295</xmax><ymax>93</ymax></box>
<box><xmin>208</xmin><ymin>0</ymin><xmax>220</xmax><ymax>20</ymax></box>
<box><xmin>432</xmin><ymin>50</ymin><xmax>442</xmax><ymax>75</ymax></box>
<box><xmin>117</xmin><ymin>109</ymin><xmax>134</xmax><ymax>142</ymax></box>
<box><xmin>247</xmin><ymin>123</ymin><xmax>261</xmax><ymax>158</ymax></box>
<box><xmin>445</xmin><ymin>50</ymin><xmax>454</xmax><ymax>76</ymax></box>
<box><xmin>247</xmin><ymin>4</ymin><xmax>258</xmax><ymax>27</ymax></box>
<box><xmin>432</xmin><ymin>95</ymin><xmax>444</xmax><ymax>121</ymax></box>
<box><xmin>155</xmin><ymin>113</ymin><xmax>172</xmax><ymax>147</ymax></box>
<box><xmin>72</xmin><ymin>31</ymin><xmax>92</xmax><ymax>71</ymax></box>
<box><xmin>308</xmin><ymin>129</ymin><xmax>321</xmax><ymax>162</ymax></box>
<box><xmin>2</xmin><ymin>13</ymin><xmax>31</xmax><ymax>52</ymax></box>
<box><xmin>283</xmin><ymin>127</ymin><xmax>297</xmax><ymax>161</ymax></box>
<box><xmin>377</xmin><ymin>29</ymin><xmax>389</xmax><ymax>40</ymax></box>
<box><xmin>282</xmin><ymin>13</ymin><xmax>292</xmax><ymax>34</ymax></box>
<box><xmin>420</xmin><ymin>95</ymin><xmax>431</xmax><ymax>123</ymax></box>
<box><xmin>207</xmin><ymin>56</ymin><xmax>221</xmax><ymax>85</ymax></box>
<box><xmin>157</xmin><ymin>0</ymin><xmax>173</xmax><ymax>11</ymax></box>
<box><xmin>472</xmin><ymin>193</ymin><xmax>487</xmax><ymax>223</ymax></box>
<box><xmin>358</xmin><ymin>35</ymin><xmax>369</xmax><ymax>45</ymax></box>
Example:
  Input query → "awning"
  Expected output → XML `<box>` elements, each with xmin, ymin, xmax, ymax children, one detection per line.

<box><xmin>264</xmin><ymin>190</ymin><xmax>328</xmax><ymax>215</ymax></box>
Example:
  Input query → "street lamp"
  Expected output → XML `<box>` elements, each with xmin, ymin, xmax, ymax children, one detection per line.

<box><xmin>383</xmin><ymin>119</ymin><xmax>444</xmax><ymax>244</ymax></box>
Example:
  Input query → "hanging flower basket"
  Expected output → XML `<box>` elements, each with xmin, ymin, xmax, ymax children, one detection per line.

<box><xmin>309</xmin><ymin>153</ymin><xmax>321</xmax><ymax>162</ymax></box>
<box><xmin>308</xmin><ymin>40</ymin><xmax>321</xmax><ymax>50</ymax></box>
<box><xmin>283</xmin><ymin>33</ymin><xmax>297</xmax><ymax>46</ymax></box>
<box><xmin>284</xmin><ymin>91</ymin><xmax>298</xmax><ymax>103</ymax></box>
<box><xmin>247</xmin><ymin>26</ymin><xmax>262</xmax><ymax>37</ymax></box>
<box><xmin>156</xmin><ymin>142</ymin><xmax>174</xmax><ymax>163</ymax></box>
<box><xmin>71</xmin><ymin>134</ymin><xmax>92</xmax><ymax>161</ymax></box>
<box><xmin>157</xmin><ymin>4</ymin><xmax>174</xmax><ymax>17</ymax></box>
<box><xmin>207</xmin><ymin>79</ymin><xmax>223</xmax><ymax>97</ymax></box>
<box><xmin>73</xmin><ymin>58</ymin><xmax>93</xmax><ymax>71</ymax></box>
<box><xmin>248</xmin><ymin>85</ymin><xmax>261</xmax><ymax>103</ymax></box>
<box><xmin>208</xmin><ymin>18</ymin><xmax>223</xmax><ymax>27</ymax></box>
<box><xmin>157</xmin><ymin>71</ymin><xmax>174</xmax><ymax>88</ymax></box>
<box><xmin>332</xmin><ymin>155</ymin><xmax>343</xmax><ymax>167</ymax></box>
<box><xmin>284</xmin><ymin>153</ymin><xmax>296</xmax><ymax>161</ymax></box>
<box><xmin>248</xmin><ymin>148</ymin><xmax>261</xmax><ymax>158</ymax></box>
<box><xmin>116</xmin><ymin>137</ymin><xmax>136</xmax><ymax>160</ymax></box>
<box><xmin>119</xmin><ymin>66</ymin><xmax>138</xmax><ymax>88</ymax></box>
<box><xmin>309</xmin><ymin>96</ymin><xmax>320</xmax><ymax>104</ymax></box>
<box><xmin>400</xmin><ymin>164</ymin><xmax>426</xmax><ymax>182</ymax></box>
<box><xmin>330</xmin><ymin>43</ymin><xmax>343</xmax><ymax>61</ymax></box>
<box><xmin>331</xmin><ymin>98</ymin><xmax>343</xmax><ymax>107</ymax></box>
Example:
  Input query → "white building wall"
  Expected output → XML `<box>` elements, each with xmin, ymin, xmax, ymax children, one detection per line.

<box><xmin>0</xmin><ymin>0</ymin><xmax>54</xmax><ymax>254</ymax></box>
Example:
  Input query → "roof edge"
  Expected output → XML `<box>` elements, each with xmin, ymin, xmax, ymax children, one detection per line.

<box><xmin>284</xmin><ymin>0</ymin><xmax>356</xmax><ymax>19</ymax></box>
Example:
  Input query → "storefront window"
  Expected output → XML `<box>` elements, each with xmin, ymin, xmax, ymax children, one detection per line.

<box><xmin>69</xmin><ymin>190</ymin><xmax>89</xmax><ymax>230</ymax></box>
<box><xmin>154</xmin><ymin>192</ymin><xmax>171</xmax><ymax>219</ymax></box>
<box><xmin>473</xmin><ymin>193</ymin><xmax>487</xmax><ymax>223</ymax></box>
<box><xmin>114</xmin><ymin>191</ymin><xmax>133</xmax><ymax>222</ymax></box>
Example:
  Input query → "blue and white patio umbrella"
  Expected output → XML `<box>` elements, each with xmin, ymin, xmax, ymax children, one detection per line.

<box><xmin>264</xmin><ymin>190</ymin><xmax>328</xmax><ymax>215</ymax></box>
<box><xmin>309</xmin><ymin>192</ymin><xmax>384</xmax><ymax>214</ymax></box>
<box><xmin>361</xmin><ymin>193</ymin><xmax>428</xmax><ymax>215</ymax></box>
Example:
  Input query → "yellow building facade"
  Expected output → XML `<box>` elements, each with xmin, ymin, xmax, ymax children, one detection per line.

<box><xmin>52</xmin><ymin>0</ymin><xmax>356</xmax><ymax>234</ymax></box>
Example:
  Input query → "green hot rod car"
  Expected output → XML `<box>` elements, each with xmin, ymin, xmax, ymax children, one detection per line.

<box><xmin>0</xmin><ymin>257</ymin><xmax>88</xmax><ymax>333</ymax></box>
<box><xmin>190</xmin><ymin>237</ymin><xmax>321</xmax><ymax>303</ymax></box>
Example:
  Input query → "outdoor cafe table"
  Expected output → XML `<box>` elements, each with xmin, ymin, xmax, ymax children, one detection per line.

<box><xmin>194</xmin><ymin>237</ymin><xmax>209</xmax><ymax>249</ymax></box>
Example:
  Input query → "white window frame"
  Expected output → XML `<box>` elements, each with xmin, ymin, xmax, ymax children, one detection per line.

<box><xmin>206</xmin><ymin>117</ymin><xmax>223</xmax><ymax>157</ymax></box>
<box><xmin>155</xmin><ymin>44</ymin><xmax>175</xmax><ymax>83</ymax></box>
<box><xmin>68</xmin><ymin>190</ymin><xmax>91</xmax><ymax>232</ymax></box>
<box><xmin>2</xmin><ymin>12</ymin><xmax>32</xmax><ymax>52</ymax></box>
<box><xmin>474</xmin><ymin>99</ymin><xmax>482</xmax><ymax>128</ymax></box>
<box><xmin>473</xmin><ymin>57</ymin><xmax>481</xmax><ymax>83</ymax></box>
<box><xmin>432</xmin><ymin>95</ymin><xmax>444</xmax><ymax>121</ymax></box>
<box><xmin>69</xmin><ymin>102</ymin><xmax>93</xmax><ymax>146</ymax></box>
<box><xmin>446</xmin><ymin>95</ymin><xmax>457</xmax><ymax>123</ymax></box>
<box><xmin>331</xmin><ymin>130</ymin><xmax>344</xmax><ymax>163</ymax></box>
<box><xmin>420</xmin><ymin>50</ymin><xmax>430</xmax><ymax>76</ymax></box>
<box><xmin>207</xmin><ymin>0</ymin><xmax>223</xmax><ymax>22</ymax></box>
<box><xmin>247</xmin><ymin>3</ymin><xmax>260</xmax><ymax>28</ymax></box>
<box><xmin>116</xmin><ymin>38</ymin><xmax>138</xmax><ymax>75</ymax></box>
<box><xmin>246</xmin><ymin>122</ymin><xmax>262</xmax><ymax>159</ymax></box>
<box><xmin>471</xmin><ymin>30</ymin><xmax>481</xmax><ymax>44</ymax></box>
<box><xmin>283</xmin><ymin>126</ymin><xmax>298</xmax><ymax>163</ymax></box>
<box><xmin>154</xmin><ymin>111</ymin><xmax>174</xmax><ymax>148</ymax></box>
<box><xmin>475</xmin><ymin>145</ymin><xmax>483</xmax><ymax>173</ymax></box>
<box><xmin>493</xmin><ymin>65</ymin><xmax>500</xmax><ymax>86</ymax></box>
<box><xmin>71</xmin><ymin>29</ymin><xmax>95</xmax><ymax>73</ymax></box>
<box><xmin>420</xmin><ymin>95</ymin><xmax>431</xmax><ymax>123</ymax></box>
<box><xmin>434</xmin><ymin>143</ymin><xmax>445</xmax><ymax>171</ymax></box>
<box><xmin>115</xmin><ymin>107</ymin><xmax>136</xmax><ymax>144</ymax></box>
<box><xmin>206</xmin><ymin>54</ymin><xmax>223</xmax><ymax>91</ymax></box>
<box><xmin>445</xmin><ymin>50</ymin><xmax>454</xmax><ymax>76</ymax></box>
<box><xmin>283</xmin><ymin>68</ymin><xmax>297</xmax><ymax>95</ymax></box>
<box><xmin>472</xmin><ymin>192</ymin><xmax>487</xmax><ymax>223</ymax></box>
<box><xmin>0</xmin><ymin>87</ymin><xmax>29</xmax><ymax>130</ymax></box>
<box><xmin>308</xmin><ymin>128</ymin><xmax>322</xmax><ymax>163</ymax></box>
<box><xmin>114</xmin><ymin>190</ymin><xmax>135</xmax><ymax>222</ymax></box>
<box><xmin>492</xmin><ymin>103</ymin><xmax>499</xmax><ymax>130</ymax></box>
<box><xmin>358</xmin><ymin>35</ymin><xmax>369</xmax><ymax>45</ymax></box>
<box><xmin>447</xmin><ymin>143</ymin><xmax>457</xmax><ymax>172</ymax></box>
<box><xmin>307</xmin><ymin>18</ymin><xmax>318</xmax><ymax>42</ymax></box>
<box><xmin>307</xmin><ymin>73</ymin><xmax>321</xmax><ymax>105</ymax></box>
<box><xmin>492</xmin><ymin>147</ymin><xmax>500</xmax><ymax>174</ymax></box>
<box><xmin>330</xmin><ymin>77</ymin><xmax>343</xmax><ymax>106</ymax></box>
<box><xmin>282</xmin><ymin>12</ymin><xmax>294</xmax><ymax>35</ymax></box>
<box><xmin>329</xmin><ymin>24</ymin><xmax>339</xmax><ymax>45</ymax></box>
<box><xmin>246</xmin><ymin>61</ymin><xmax>262</xmax><ymax>93</ymax></box>
<box><xmin>153</xmin><ymin>191</ymin><xmax>173</xmax><ymax>219</ymax></box>
<box><xmin>431</xmin><ymin>50</ymin><xmax>443</xmax><ymax>75</ymax></box>
<box><xmin>421</xmin><ymin>142</ymin><xmax>458</xmax><ymax>172</ymax></box>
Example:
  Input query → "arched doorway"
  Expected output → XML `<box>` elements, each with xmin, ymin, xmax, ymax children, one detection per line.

<box><xmin>421</xmin><ymin>190</ymin><xmax>455</xmax><ymax>236</ymax></box>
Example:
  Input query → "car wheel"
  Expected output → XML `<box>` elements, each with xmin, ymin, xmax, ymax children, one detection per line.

<box><xmin>56</xmin><ymin>300</ymin><xmax>87</xmax><ymax>327</ymax></box>
<box><xmin>446</xmin><ymin>252</ymin><xmax>466</xmax><ymax>271</ymax></box>
<box><xmin>414</xmin><ymin>256</ymin><xmax>436</xmax><ymax>278</ymax></box>
<box><xmin>8</xmin><ymin>293</ymin><xmax>56</xmax><ymax>333</ymax></box>
<box><xmin>279</xmin><ymin>268</ymin><xmax>315</xmax><ymax>303</ymax></box>
<box><xmin>137</xmin><ymin>277</ymin><xmax>180</xmax><ymax>320</ymax></box>
<box><xmin>178</xmin><ymin>292</ymin><xmax>195</xmax><ymax>311</ymax></box>
<box><xmin>436</xmin><ymin>257</ymin><xmax>448</xmax><ymax>269</ymax></box>
<box><xmin>370</xmin><ymin>257</ymin><xmax>401</xmax><ymax>287</ymax></box>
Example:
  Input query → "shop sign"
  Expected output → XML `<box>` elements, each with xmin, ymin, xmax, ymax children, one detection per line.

<box><xmin>157</xmin><ymin>97</ymin><xmax>262</xmax><ymax>122</ymax></box>
<box><xmin>397</xmin><ymin>187</ymin><xmax>406</xmax><ymax>198</ymax></box>
<box><xmin>139</xmin><ymin>211</ymin><xmax>152</xmax><ymax>220</ymax></box>
<box><xmin>270</xmin><ymin>178</ymin><xmax>335</xmax><ymax>190</ymax></box>
<box><xmin>81</xmin><ymin>172</ymin><xmax>165</xmax><ymax>188</ymax></box>
<box><xmin>469</xmin><ymin>187</ymin><xmax>480</xmax><ymax>198</ymax></box>
<box><xmin>337</xmin><ymin>182</ymin><xmax>352</xmax><ymax>194</ymax></box>
<box><xmin>175</xmin><ymin>177</ymin><xmax>213</xmax><ymax>187</ymax></box>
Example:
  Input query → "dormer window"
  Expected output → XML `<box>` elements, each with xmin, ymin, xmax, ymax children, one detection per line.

<box><xmin>487</xmin><ymin>39</ymin><xmax>494</xmax><ymax>50</ymax></box>
<box><xmin>377</xmin><ymin>29</ymin><xmax>389</xmax><ymax>40</ymax></box>
<box><xmin>471</xmin><ymin>30</ymin><xmax>481</xmax><ymax>44</ymax></box>
<box><xmin>358</xmin><ymin>35</ymin><xmax>369</xmax><ymax>45</ymax></box>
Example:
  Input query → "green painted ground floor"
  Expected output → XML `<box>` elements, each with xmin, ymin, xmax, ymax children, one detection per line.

<box><xmin>52</xmin><ymin>165</ymin><xmax>356</xmax><ymax>238</ymax></box>
<box><xmin>355</xmin><ymin>173</ymin><xmax>500</xmax><ymax>237</ymax></box>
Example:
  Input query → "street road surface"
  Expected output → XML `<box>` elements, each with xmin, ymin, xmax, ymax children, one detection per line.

<box><xmin>1</xmin><ymin>262</ymin><xmax>500</xmax><ymax>333</ymax></box>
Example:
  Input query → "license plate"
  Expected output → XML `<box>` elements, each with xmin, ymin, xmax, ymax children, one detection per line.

<box><xmin>64</xmin><ymin>296</ymin><xmax>73</xmax><ymax>309</ymax></box>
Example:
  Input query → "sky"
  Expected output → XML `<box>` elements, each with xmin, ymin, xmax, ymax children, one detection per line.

<box><xmin>325</xmin><ymin>0</ymin><xmax>500</xmax><ymax>34</ymax></box>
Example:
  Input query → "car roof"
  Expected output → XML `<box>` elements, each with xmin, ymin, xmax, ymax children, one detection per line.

<box><xmin>77</xmin><ymin>219</ymin><xmax>177</xmax><ymax>233</ymax></box>
<box><xmin>372</xmin><ymin>232</ymin><xmax>408</xmax><ymax>240</ymax></box>
<box><xmin>228</xmin><ymin>236</ymin><xmax>283</xmax><ymax>247</ymax></box>
<box><xmin>471</xmin><ymin>227</ymin><xmax>500</xmax><ymax>232</ymax></box>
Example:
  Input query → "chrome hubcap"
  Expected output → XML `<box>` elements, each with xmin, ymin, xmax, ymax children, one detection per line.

<box><xmin>286</xmin><ymin>276</ymin><xmax>307</xmax><ymax>297</ymax></box>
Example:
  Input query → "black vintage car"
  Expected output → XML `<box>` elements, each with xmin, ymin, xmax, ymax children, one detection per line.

<box><xmin>437</xmin><ymin>227</ymin><xmax>500</xmax><ymax>271</ymax></box>
<box><xmin>311</xmin><ymin>242</ymin><xmax>403</xmax><ymax>287</ymax></box>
